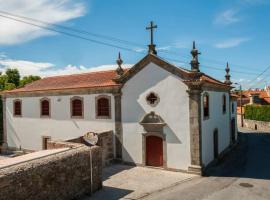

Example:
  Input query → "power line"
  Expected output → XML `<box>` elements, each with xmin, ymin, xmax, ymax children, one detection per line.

<box><xmin>0</xmin><ymin>12</ymin><xmax>264</xmax><ymax>77</ymax></box>
<box><xmin>0</xmin><ymin>10</ymin><xmax>145</xmax><ymax>48</ymax></box>
<box><xmin>248</xmin><ymin>65</ymin><xmax>270</xmax><ymax>88</ymax></box>
<box><xmin>0</xmin><ymin>13</ymin><xmax>143</xmax><ymax>54</ymax></box>
<box><xmin>0</xmin><ymin>10</ymin><xmax>264</xmax><ymax>73</ymax></box>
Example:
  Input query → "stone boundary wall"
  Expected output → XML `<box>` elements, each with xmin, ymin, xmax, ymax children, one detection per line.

<box><xmin>237</xmin><ymin>114</ymin><xmax>270</xmax><ymax>132</ymax></box>
<box><xmin>68</xmin><ymin>130</ymin><xmax>114</xmax><ymax>167</ymax></box>
<box><xmin>97</xmin><ymin>131</ymin><xmax>114</xmax><ymax>167</ymax></box>
<box><xmin>0</xmin><ymin>142</ymin><xmax>102</xmax><ymax>200</ymax></box>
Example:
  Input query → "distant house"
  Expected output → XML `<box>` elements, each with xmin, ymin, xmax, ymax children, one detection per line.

<box><xmin>235</xmin><ymin>88</ymin><xmax>270</xmax><ymax>115</ymax></box>
<box><xmin>0</xmin><ymin>25</ymin><xmax>238</xmax><ymax>175</ymax></box>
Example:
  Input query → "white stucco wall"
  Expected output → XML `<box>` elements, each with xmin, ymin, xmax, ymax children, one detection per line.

<box><xmin>121</xmin><ymin>62</ymin><xmax>191</xmax><ymax>170</ymax></box>
<box><xmin>6</xmin><ymin>94</ymin><xmax>115</xmax><ymax>151</ymax></box>
<box><xmin>201</xmin><ymin>91</ymin><xmax>231</xmax><ymax>166</ymax></box>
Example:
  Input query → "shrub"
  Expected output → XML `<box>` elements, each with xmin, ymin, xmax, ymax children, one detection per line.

<box><xmin>245</xmin><ymin>105</ymin><xmax>270</xmax><ymax>122</ymax></box>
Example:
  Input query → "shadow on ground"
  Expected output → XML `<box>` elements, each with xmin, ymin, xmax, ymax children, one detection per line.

<box><xmin>205</xmin><ymin>130</ymin><xmax>270</xmax><ymax>180</ymax></box>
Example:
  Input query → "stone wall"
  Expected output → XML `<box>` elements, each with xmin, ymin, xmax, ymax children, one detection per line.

<box><xmin>68</xmin><ymin>130</ymin><xmax>114</xmax><ymax>167</ymax></box>
<box><xmin>243</xmin><ymin>118</ymin><xmax>270</xmax><ymax>132</ymax></box>
<box><xmin>237</xmin><ymin>114</ymin><xmax>270</xmax><ymax>132</ymax></box>
<box><xmin>97</xmin><ymin>131</ymin><xmax>114</xmax><ymax>167</ymax></box>
<box><xmin>0</xmin><ymin>142</ymin><xmax>102</xmax><ymax>200</ymax></box>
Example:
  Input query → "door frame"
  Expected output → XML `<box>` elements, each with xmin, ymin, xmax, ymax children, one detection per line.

<box><xmin>142</xmin><ymin>132</ymin><xmax>167</xmax><ymax>168</ymax></box>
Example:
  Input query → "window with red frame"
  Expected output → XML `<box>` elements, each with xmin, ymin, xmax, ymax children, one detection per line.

<box><xmin>203</xmin><ymin>94</ymin><xmax>209</xmax><ymax>118</ymax></box>
<box><xmin>71</xmin><ymin>98</ymin><xmax>83</xmax><ymax>117</ymax></box>
<box><xmin>14</xmin><ymin>100</ymin><xmax>22</xmax><ymax>116</ymax></box>
<box><xmin>97</xmin><ymin>97</ymin><xmax>110</xmax><ymax>117</ymax></box>
<box><xmin>41</xmin><ymin>99</ymin><xmax>50</xmax><ymax>116</ymax></box>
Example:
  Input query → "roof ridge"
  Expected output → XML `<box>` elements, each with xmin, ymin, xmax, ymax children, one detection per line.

<box><xmin>41</xmin><ymin>69</ymin><xmax>120</xmax><ymax>79</ymax></box>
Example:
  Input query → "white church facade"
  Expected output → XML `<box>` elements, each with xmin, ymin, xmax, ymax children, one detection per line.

<box><xmin>0</xmin><ymin>24</ymin><xmax>238</xmax><ymax>174</ymax></box>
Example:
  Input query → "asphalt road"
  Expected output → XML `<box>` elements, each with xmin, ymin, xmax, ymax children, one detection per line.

<box><xmin>143</xmin><ymin>129</ymin><xmax>270</xmax><ymax>200</ymax></box>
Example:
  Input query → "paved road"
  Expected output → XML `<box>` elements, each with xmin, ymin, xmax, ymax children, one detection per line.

<box><xmin>143</xmin><ymin>129</ymin><xmax>270</xmax><ymax>200</ymax></box>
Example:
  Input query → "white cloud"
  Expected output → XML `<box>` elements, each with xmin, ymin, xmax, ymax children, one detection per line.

<box><xmin>0</xmin><ymin>56</ymin><xmax>133</xmax><ymax>78</ymax></box>
<box><xmin>214</xmin><ymin>38</ymin><xmax>250</xmax><ymax>48</ymax></box>
<box><xmin>0</xmin><ymin>0</ymin><xmax>86</xmax><ymax>45</ymax></box>
<box><xmin>214</xmin><ymin>8</ymin><xmax>241</xmax><ymax>26</ymax></box>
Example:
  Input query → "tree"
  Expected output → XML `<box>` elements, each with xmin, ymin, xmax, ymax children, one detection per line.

<box><xmin>4</xmin><ymin>83</ymin><xmax>16</xmax><ymax>90</ymax></box>
<box><xmin>0</xmin><ymin>75</ymin><xmax>8</xmax><ymax>91</ymax></box>
<box><xmin>6</xmin><ymin>68</ymin><xmax>20</xmax><ymax>87</ymax></box>
<box><xmin>20</xmin><ymin>75</ymin><xmax>41</xmax><ymax>87</ymax></box>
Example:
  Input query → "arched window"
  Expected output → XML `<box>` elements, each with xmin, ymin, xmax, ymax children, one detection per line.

<box><xmin>71</xmin><ymin>97</ymin><xmax>83</xmax><ymax>118</ymax></box>
<box><xmin>96</xmin><ymin>96</ymin><xmax>111</xmax><ymax>118</ymax></box>
<box><xmin>40</xmin><ymin>98</ymin><xmax>50</xmax><ymax>117</ymax></box>
<box><xmin>13</xmin><ymin>99</ymin><xmax>22</xmax><ymax>116</ymax></box>
<box><xmin>203</xmin><ymin>93</ymin><xmax>209</xmax><ymax>118</ymax></box>
<box><xmin>222</xmin><ymin>94</ymin><xmax>226</xmax><ymax>114</ymax></box>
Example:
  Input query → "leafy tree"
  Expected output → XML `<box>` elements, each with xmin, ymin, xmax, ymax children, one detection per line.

<box><xmin>0</xmin><ymin>75</ymin><xmax>8</xmax><ymax>91</ymax></box>
<box><xmin>6</xmin><ymin>68</ymin><xmax>20</xmax><ymax>87</ymax></box>
<box><xmin>4</xmin><ymin>83</ymin><xmax>16</xmax><ymax>91</ymax></box>
<box><xmin>20</xmin><ymin>75</ymin><xmax>41</xmax><ymax>87</ymax></box>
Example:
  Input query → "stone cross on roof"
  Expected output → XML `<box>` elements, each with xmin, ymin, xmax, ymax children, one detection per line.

<box><xmin>146</xmin><ymin>21</ymin><xmax>158</xmax><ymax>55</ymax></box>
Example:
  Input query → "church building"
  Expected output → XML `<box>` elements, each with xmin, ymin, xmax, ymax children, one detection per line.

<box><xmin>1</xmin><ymin>22</ymin><xmax>237</xmax><ymax>174</ymax></box>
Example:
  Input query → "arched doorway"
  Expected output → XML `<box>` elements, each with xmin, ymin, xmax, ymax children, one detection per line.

<box><xmin>231</xmin><ymin>118</ymin><xmax>236</xmax><ymax>143</ymax></box>
<box><xmin>146</xmin><ymin>136</ymin><xmax>163</xmax><ymax>167</ymax></box>
<box><xmin>213</xmin><ymin>129</ymin><xmax>219</xmax><ymax>159</ymax></box>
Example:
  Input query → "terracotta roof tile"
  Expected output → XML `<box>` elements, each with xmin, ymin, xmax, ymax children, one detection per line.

<box><xmin>3</xmin><ymin>69</ymin><xmax>126</xmax><ymax>94</ymax></box>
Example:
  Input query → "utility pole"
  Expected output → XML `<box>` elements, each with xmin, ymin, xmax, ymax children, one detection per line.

<box><xmin>235</xmin><ymin>83</ymin><xmax>243</xmax><ymax>127</ymax></box>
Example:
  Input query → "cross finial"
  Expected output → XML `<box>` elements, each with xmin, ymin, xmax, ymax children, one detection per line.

<box><xmin>190</xmin><ymin>41</ymin><xmax>201</xmax><ymax>72</ymax></box>
<box><xmin>116</xmin><ymin>52</ymin><xmax>124</xmax><ymax>76</ymax></box>
<box><xmin>225</xmin><ymin>62</ymin><xmax>232</xmax><ymax>85</ymax></box>
<box><xmin>146</xmin><ymin>21</ymin><xmax>158</xmax><ymax>55</ymax></box>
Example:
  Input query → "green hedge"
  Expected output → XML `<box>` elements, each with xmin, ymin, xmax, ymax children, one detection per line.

<box><xmin>245</xmin><ymin>105</ymin><xmax>270</xmax><ymax>122</ymax></box>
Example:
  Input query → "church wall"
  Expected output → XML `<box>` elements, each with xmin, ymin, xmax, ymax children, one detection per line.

<box><xmin>121</xmin><ymin>62</ymin><xmax>191</xmax><ymax>170</ymax></box>
<box><xmin>201</xmin><ymin>91</ymin><xmax>231</xmax><ymax>166</ymax></box>
<box><xmin>5</xmin><ymin>94</ymin><xmax>115</xmax><ymax>151</ymax></box>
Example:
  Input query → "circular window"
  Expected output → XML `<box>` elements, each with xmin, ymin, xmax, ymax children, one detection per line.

<box><xmin>146</xmin><ymin>92</ymin><xmax>160</xmax><ymax>107</ymax></box>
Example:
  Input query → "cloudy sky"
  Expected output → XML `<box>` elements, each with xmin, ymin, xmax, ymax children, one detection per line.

<box><xmin>0</xmin><ymin>0</ymin><xmax>269</xmax><ymax>89</ymax></box>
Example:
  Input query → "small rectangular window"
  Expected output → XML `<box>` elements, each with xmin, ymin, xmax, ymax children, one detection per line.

<box><xmin>41</xmin><ymin>99</ymin><xmax>50</xmax><ymax>117</ymax></box>
<box><xmin>203</xmin><ymin>94</ymin><xmax>209</xmax><ymax>118</ymax></box>
<box><xmin>13</xmin><ymin>100</ymin><xmax>22</xmax><ymax>116</ymax></box>
<box><xmin>222</xmin><ymin>95</ymin><xmax>226</xmax><ymax>114</ymax></box>
<box><xmin>71</xmin><ymin>97</ymin><xmax>83</xmax><ymax>118</ymax></box>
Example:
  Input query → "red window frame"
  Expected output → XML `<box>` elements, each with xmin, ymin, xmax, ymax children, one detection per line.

<box><xmin>13</xmin><ymin>100</ymin><xmax>22</xmax><ymax>116</ymax></box>
<box><xmin>41</xmin><ymin>99</ymin><xmax>50</xmax><ymax>117</ymax></box>
<box><xmin>97</xmin><ymin>97</ymin><xmax>110</xmax><ymax>117</ymax></box>
<box><xmin>203</xmin><ymin>94</ymin><xmax>209</xmax><ymax>118</ymax></box>
<box><xmin>71</xmin><ymin>98</ymin><xmax>83</xmax><ymax>117</ymax></box>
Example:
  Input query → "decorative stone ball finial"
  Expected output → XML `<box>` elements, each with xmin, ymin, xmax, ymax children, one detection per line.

<box><xmin>225</xmin><ymin>62</ymin><xmax>232</xmax><ymax>85</ymax></box>
<box><xmin>116</xmin><ymin>52</ymin><xmax>124</xmax><ymax>76</ymax></box>
<box><xmin>190</xmin><ymin>41</ymin><xmax>201</xmax><ymax>72</ymax></box>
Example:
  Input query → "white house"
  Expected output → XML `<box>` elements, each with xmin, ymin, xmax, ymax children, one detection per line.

<box><xmin>0</xmin><ymin>38</ymin><xmax>237</xmax><ymax>174</ymax></box>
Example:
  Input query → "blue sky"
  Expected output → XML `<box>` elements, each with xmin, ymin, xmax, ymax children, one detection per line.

<box><xmin>0</xmin><ymin>0</ymin><xmax>269</xmax><ymax>89</ymax></box>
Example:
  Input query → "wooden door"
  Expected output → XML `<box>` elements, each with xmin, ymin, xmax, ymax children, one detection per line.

<box><xmin>146</xmin><ymin>136</ymin><xmax>163</xmax><ymax>167</ymax></box>
<box><xmin>213</xmin><ymin>130</ymin><xmax>219</xmax><ymax>159</ymax></box>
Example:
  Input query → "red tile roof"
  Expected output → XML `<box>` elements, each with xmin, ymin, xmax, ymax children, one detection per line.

<box><xmin>3</xmin><ymin>70</ymin><xmax>123</xmax><ymax>94</ymax></box>
<box><xmin>200</xmin><ymin>74</ymin><xmax>229</xmax><ymax>87</ymax></box>
<box><xmin>1</xmin><ymin>61</ymin><xmax>230</xmax><ymax>95</ymax></box>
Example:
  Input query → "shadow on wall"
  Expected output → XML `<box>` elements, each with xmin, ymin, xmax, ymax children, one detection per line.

<box><xmin>205</xmin><ymin>132</ymin><xmax>270</xmax><ymax>180</ymax></box>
